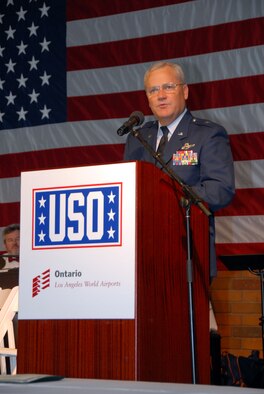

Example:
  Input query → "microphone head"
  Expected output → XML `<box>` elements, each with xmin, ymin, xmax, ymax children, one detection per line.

<box><xmin>130</xmin><ymin>111</ymin><xmax>144</xmax><ymax>126</ymax></box>
<box><xmin>117</xmin><ymin>111</ymin><xmax>145</xmax><ymax>136</ymax></box>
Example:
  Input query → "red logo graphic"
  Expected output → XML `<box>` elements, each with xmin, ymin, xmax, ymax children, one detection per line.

<box><xmin>32</xmin><ymin>269</ymin><xmax>51</xmax><ymax>297</ymax></box>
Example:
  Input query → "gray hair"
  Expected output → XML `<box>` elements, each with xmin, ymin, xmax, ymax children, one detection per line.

<box><xmin>2</xmin><ymin>223</ymin><xmax>20</xmax><ymax>239</ymax></box>
<box><xmin>144</xmin><ymin>62</ymin><xmax>186</xmax><ymax>89</ymax></box>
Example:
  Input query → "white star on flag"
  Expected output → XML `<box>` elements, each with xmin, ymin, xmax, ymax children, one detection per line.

<box><xmin>40</xmin><ymin>37</ymin><xmax>51</xmax><ymax>52</ymax></box>
<box><xmin>107</xmin><ymin>209</ymin><xmax>116</xmax><ymax>221</ymax></box>
<box><xmin>5</xmin><ymin>58</ymin><xmax>16</xmax><ymax>73</ymax></box>
<box><xmin>17</xmin><ymin>41</ymin><xmax>28</xmax><ymax>55</ymax></box>
<box><xmin>16</xmin><ymin>6</ymin><xmax>27</xmax><ymax>21</ymax></box>
<box><xmin>17</xmin><ymin>74</ymin><xmax>28</xmax><ymax>88</ymax></box>
<box><xmin>40</xmin><ymin>71</ymin><xmax>51</xmax><ymax>85</ymax></box>
<box><xmin>28</xmin><ymin>56</ymin><xmax>39</xmax><ymax>70</ymax></box>
<box><xmin>38</xmin><ymin>230</ymin><xmax>46</xmax><ymax>242</ymax></box>
<box><xmin>39</xmin><ymin>196</ymin><xmax>46</xmax><ymax>208</ymax></box>
<box><xmin>40</xmin><ymin>105</ymin><xmax>51</xmax><ymax>119</ymax></box>
<box><xmin>108</xmin><ymin>191</ymin><xmax>116</xmax><ymax>203</ymax></box>
<box><xmin>28</xmin><ymin>89</ymin><xmax>40</xmax><ymax>103</ymax></box>
<box><xmin>28</xmin><ymin>22</ymin><xmax>39</xmax><ymax>37</ymax></box>
<box><xmin>39</xmin><ymin>3</ymin><xmax>50</xmax><ymax>18</ymax></box>
<box><xmin>5</xmin><ymin>91</ymin><xmax>16</xmax><ymax>105</ymax></box>
<box><xmin>0</xmin><ymin>2</ymin><xmax>66</xmax><ymax>130</ymax></box>
<box><xmin>5</xmin><ymin>25</ymin><xmax>15</xmax><ymax>39</ymax></box>
<box><xmin>38</xmin><ymin>213</ymin><xmax>46</xmax><ymax>225</ymax></box>
<box><xmin>107</xmin><ymin>227</ymin><xmax>115</xmax><ymax>239</ymax></box>
<box><xmin>17</xmin><ymin>107</ymin><xmax>28</xmax><ymax>121</ymax></box>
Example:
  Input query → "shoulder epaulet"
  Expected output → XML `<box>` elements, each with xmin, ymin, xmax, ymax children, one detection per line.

<box><xmin>191</xmin><ymin>117</ymin><xmax>218</xmax><ymax>128</ymax></box>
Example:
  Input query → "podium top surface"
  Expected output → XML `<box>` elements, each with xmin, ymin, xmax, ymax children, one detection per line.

<box><xmin>220</xmin><ymin>254</ymin><xmax>264</xmax><ymax>271</ymax></box>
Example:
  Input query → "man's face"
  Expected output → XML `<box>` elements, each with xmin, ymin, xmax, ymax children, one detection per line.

<box><xmin>4</xmin><ymin>229</ymin><xmax>20</xmax><ymax>255</ymax></box>
<box><xmin>145</xmin><ymin>66</ymin><xmax>189</xmax><ymax>126</ymax></box>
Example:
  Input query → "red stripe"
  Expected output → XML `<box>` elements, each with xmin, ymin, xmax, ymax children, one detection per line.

<box><xmin>0</xmin><ymin>145</ymin><xmax>124</xmax><ymax>179</ymax></box>
<box><xmin>0</xmin><ymin>202</ymin><xmax>20</xmax><ymax>227</ymax></box>
<box><xmin>67</xmin><ymin>75</ymin><xmax>264</xmax><ymax>121</ymax></box>
<box><xmin>188</xmin><ymin>75</ymin><xmax>264</xmax><ymax>111</ymax></box>
<box><xmin>230</xmin><ymin>132</ymin><xmax>264</xmax><ymax>162</ymax></box>
<box><xmin>216</xmin><ymin>243</ymin><xmax>264</xmax><ymax>264</ymax></box>
<box><xmin>67</xmin><ymin>18</ymin><xmax>264</xmax><ymax>70</ymax></box>
<box><xmin>68</xmin><ymin>91</ymin><xmax>150</xmax><ymax>121</ymax></box>
<box><xmin>67</xmin><ymin>0</ymin><xmax>191</xmax><ymax>21</ymax></box>
<box><xmin>215</xmin><ymin>188</ymin><xmax>264</xmax><ymax>217</ymax></box>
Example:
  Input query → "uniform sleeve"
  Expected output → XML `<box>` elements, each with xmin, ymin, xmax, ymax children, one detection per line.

<box><xmin>191</xmin><ymin>125</ymin><xmax>235</xmax><ymax>212</ymax></box>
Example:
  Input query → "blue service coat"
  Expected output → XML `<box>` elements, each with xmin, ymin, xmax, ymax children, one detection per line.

<box><xmin>124</xmin><ymin>110</ymin><xmax>235</xmax><ymax>277</ymax></box>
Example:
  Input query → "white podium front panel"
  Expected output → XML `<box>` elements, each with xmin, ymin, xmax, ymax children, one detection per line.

<box><xmin>19</xmin><ymin>162</ymin><xmax>136</xmax><ymax>319</ymax></box>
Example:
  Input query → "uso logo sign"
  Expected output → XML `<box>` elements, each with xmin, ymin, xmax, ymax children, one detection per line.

<box><xmin>32</xmin><ymin>183</ymin><xmax>122</xmax><ymax>249</ymax></box>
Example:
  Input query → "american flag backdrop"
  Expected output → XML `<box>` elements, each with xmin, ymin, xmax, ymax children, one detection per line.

<box><xmin>0</xmin><ymin>0</ymin><xmax>263</xmax><ymax>268</ymax></box>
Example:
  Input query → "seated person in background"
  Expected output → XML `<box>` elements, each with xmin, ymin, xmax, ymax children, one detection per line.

<box><xmin>0</xmin><ymin>224</ymin><xmax>20</xmax><ymax>270</ymax></box>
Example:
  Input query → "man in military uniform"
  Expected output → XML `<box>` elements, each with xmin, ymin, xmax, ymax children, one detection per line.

<box><xmin>124</xmin><ymin>61</ymin><xmax>235</xmax><ymax>278</ymax></box>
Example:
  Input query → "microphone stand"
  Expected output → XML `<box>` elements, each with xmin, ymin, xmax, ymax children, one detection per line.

<box><xmin>131</xmin><ymin>127</ymin><xmax>211</xmax><ymax>384</ymax></box>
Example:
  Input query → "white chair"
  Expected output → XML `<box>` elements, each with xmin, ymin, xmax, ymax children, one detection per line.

<box><xmin>0</xmin><ymin>289</ymin><xmax>11</xmax><ymax>309</ymax></box>
<box><xmin>0</xmin><ymin>286</ymin><xmax>18</xmax><ymax>375</ymax></box>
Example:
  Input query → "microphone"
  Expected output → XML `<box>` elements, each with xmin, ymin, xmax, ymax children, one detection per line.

<box><xmin>117</xmin><ymin>111</ymin><xmax>144</xmax><ymax>136</ymax></box>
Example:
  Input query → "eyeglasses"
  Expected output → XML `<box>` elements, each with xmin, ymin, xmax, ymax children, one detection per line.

<box><xmin>146</xmin><ymin>82</ymin><xmax>185</xmax><ymax>96</ymax></box>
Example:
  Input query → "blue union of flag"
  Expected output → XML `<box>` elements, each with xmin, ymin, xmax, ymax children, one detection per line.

<box><xmin>33</xmin><ymin>183</ymin><xmax>121</xmax><ymax>248</ymax></box>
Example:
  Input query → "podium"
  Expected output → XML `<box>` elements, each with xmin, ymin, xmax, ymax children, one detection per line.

<box><xmin>17</xmin><ymin>161</ymin><xmax>210</xmax><ymax>383</ymax></box>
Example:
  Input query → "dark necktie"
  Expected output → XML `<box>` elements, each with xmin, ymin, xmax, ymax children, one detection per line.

<box><xmin>157</xmin><ymin>126</ymin><xmax>169</xmax><ymax>157</ymax></box>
